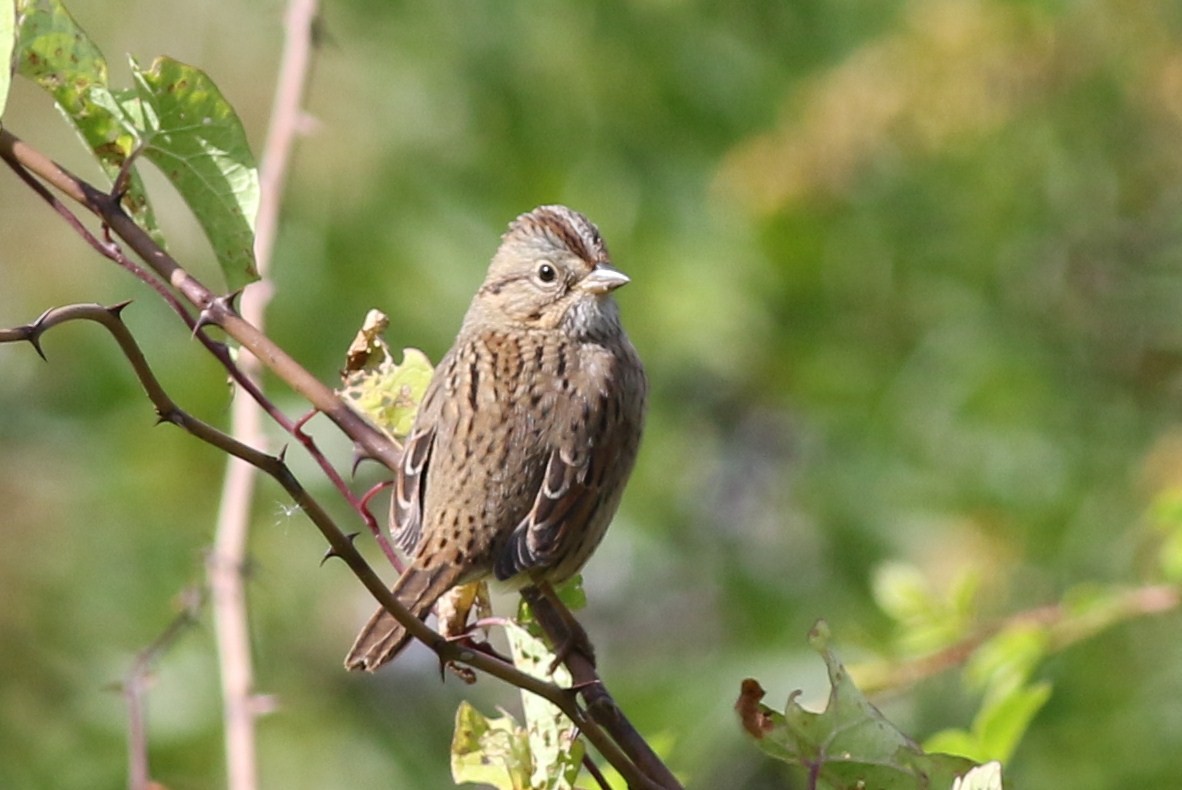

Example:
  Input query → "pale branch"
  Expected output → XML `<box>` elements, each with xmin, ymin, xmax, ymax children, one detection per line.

<box><xmin>0</xmin><ymin>303</ymin><xmax>674</xmax><ymax>789</ymax></box>
<box><xmin>855</xmin><ymin>583</ymin><xmax>1182</xmax><ymax>697</ymax></box>
<box><xmin>211</xmin><ymin>3</ymin><xmax>321</xmax><ymax>787</ymax></box>
<box><xmin>255</xmin><ymin>0</ymin><xmax>320</xmax><ymax>271</ymax></box>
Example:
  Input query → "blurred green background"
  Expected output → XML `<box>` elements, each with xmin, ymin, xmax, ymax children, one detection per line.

<box><xmin>4</xmin><ymin>0</ymin><xmax>1182</xmax><ymax>787</ymax></box>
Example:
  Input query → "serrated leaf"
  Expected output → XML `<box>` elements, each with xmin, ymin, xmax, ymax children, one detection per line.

<box><xmin>738</xmin><ymin>621</ymin><xmax>982</xmax><ymax>789</ymax></box>
<box><xmin>338</xmin><ymin>319</ymin><xmax>434</xmax><ymax>440</ymax></box>
<box><xmin>450</xmin><ymin>701</ymin><xmax>532</xmax><ymax>790</ymax></box>
<box><xmin>128</xmin><ymin>55</ymin><xmax>259</xmax><ymax>289</ymax></box>
<box><xmin>504</xmin><ymin>622</ymin><xmax>583</xmax><ymax>790</ymax></box>
<box><xmin>0</xmin><ymin>0</ymin><xmax>15</xmax><ymax>118</ymax></box>
<box><xmin>13</xmin><ymin>0</ymin><xmax>158</xmax><ymax>237</ymax></box>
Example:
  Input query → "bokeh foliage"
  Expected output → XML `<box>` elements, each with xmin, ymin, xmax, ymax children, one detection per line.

<box><xmin>3</xmin><ymin>0</ymin><xmax>1182</xmax><ymax>787</ymax></box>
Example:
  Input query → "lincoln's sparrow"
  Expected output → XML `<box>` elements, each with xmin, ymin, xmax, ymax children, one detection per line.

<box><xmin>345</xmin><ymin>205</ymin><xmax>647</xmax><ymax>671</ymax></box>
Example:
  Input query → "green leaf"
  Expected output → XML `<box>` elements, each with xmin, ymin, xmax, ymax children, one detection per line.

<box><xmin>15</xmin><ymin>2</ymin><xmax>260</xmax><ymax>288</ymax></box>
<box><xmin>449</xmin><ymin>625</ymin><xmax>584</xmax><ymax>790</ymax></box>
<box><xmin>505</xmin><ymin>622</ymin><xmax>584</xmax><ymax>789</ymax></box>
<box><xmin>975</xmin><ymin>681</ymin><xmax>1051</xmax><ymax>764</ymax></box>
<box><xmin>337</xmin><ymin>314</ymin><xmax>434</xmax><ymax>441</ymax></box>
<box><xmin>450</xmin><ymin>621</ymin><xmax>588</xmax><ymax>789</ymax></box>
<box><xmin>128</xmin><ymin>56</ymin><xmax>259</xmax><ymax>289</ymax></box>
<box><xmin>873</xmin><ymin>560</ymin><xmax>980</xmax><ymax>655</ymax></box>
<box><xmin>552</xmin><ymin>575</ymin><xmax>587</xmax><ymax>612</ymax></box>
<box><xmin>738</xmin><ymin>621</ymin><xmax>982</xmax><ymax>789</ymax></box>
<box><xmin>924</xmin><ymin>728</ymin><xmax>982</xmax><ymax>762</ymax></box>
<box><xmin>450</xmin><ymin>701</ymin><xmax>532</xmax><ymax>790</ymax></box>
<box><xmin>965</xmin><ymin>625</ymin><xmax>1047</xmax><ymax>694</ymax></box>
<box><xmin>13</xmin><ymin>0</ymin><xmax>158</xmax><ymax>237</ymax></box>
<box><xmin>925</xmin><ymin>626</ymin><xmax>1051</xmax><ymax>764</ymax></box>
<box><xmin>0</xmin><ymin>0</ymin><xmax>14</xmax><ymax>118</ymax></box>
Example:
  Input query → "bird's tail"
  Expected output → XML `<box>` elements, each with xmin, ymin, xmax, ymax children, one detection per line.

<box><xmin>343</xmin><ymin>566</ymin><xmax>457</xmax><ymax>672</ymax></box>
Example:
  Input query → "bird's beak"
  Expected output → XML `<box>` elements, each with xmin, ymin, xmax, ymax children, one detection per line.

<box><xmin>580</xmin><ymin>264</ymin><xmax>630</xmax><ymax>295</ymax></box>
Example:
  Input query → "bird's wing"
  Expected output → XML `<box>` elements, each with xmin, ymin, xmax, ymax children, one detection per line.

<box><xmin>391</xmin><ymin>421</ymin><xmax>435</xmax><ymax>553</ymax></box>
<box><xmin>494</xmin><ymin>417</ymin><xmax>613</xmax><ymax>581</ymax></box>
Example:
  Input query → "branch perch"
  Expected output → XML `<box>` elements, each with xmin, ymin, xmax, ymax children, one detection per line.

<box><xmin>1</xmin><ymin>65</ymin><xmax>681</xmax><ymax>780</ymax></box>
<box><xmin>0</xmin><ymin>302</ymin><xmax>675</xmax><ymax>789</ymax></box>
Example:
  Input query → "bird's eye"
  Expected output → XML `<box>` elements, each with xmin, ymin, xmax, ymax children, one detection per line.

<box><xmin>537</xmin><ymin>263</ymin><xmax>557</xmax><ymax>283</ymax></box>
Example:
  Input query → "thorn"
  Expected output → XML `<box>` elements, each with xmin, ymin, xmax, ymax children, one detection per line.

<box><xmin>19</xmin><ymin>309</ymin><xmax>52</xmax><ymax>360</ymax></box>
<box><xmin>277</xmin><ymin>444</ymin><xmax>288</xmax><ymax>464</ymax></box>
<box><xmin>194</xmin><ymin>292</ymin><xmax>241</xmax><ymax>337</ymax></box>
<box><xmin>31</xmin><ymin>306</ymin><xmax>53</xmax><ymax>327</ymax></box>
<box><xmin>196</xmin><ymin>293</ymin><xmax>241</xmax><ymax>335</ymax></box>
<box><xmin>192</xmin><ymin>309</ymin><xmax>216</xmax><ymax>337</ymax></box>
<box><xmin>219</xmin><ymin>289</ymin><xmax>244</xmax><ymax>314</ymax></box>
<box><xmin>320</xmin><ymin>532</ymin><xmax>359</xmax><ymax>566</ymax></box>
<box><xmin>108</xmin><ymin>299</ymin><xmax>134</xmax><ymax>317</ymax></box>
<box><xmin>154</xmin><ymin>408</ymin><xmax>181</xmax><ymax>427</ymax></box>
<box><xmin>26</xmin><ymin>332</ymin><xmax>47</xmax><ymax>362</ymax></box>
<box><xmin>352</xmin><ymin>442</ymin><xmax>380</xmax><ymax>475</ymax></box>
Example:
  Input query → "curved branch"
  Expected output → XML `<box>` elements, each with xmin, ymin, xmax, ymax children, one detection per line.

<box><xmin>0</xmin><ymin>303</ymin><xmax>672</xmax><ymax>789</ymax></box>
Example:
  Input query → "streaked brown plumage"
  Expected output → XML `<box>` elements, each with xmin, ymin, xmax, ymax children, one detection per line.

<box><xmin>345</xmin><ymin>205</ymin><xmax>647</xmax><ymax>672</ymax></box>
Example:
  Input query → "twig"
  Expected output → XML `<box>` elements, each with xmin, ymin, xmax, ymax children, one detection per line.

<box><xmin>581</xmin><ymin>751</ymin><xmax>612</xmax><ymax>790</ymax></box>
<box><xmin>525</xmin><ymin>590</ymin><xmax>682</xmax><ymax>790</ymax></box>
<box><xmin>0</xmin><ymin>128</ymin><xmax>402</xmax><ymax>474</ymax></box>
<box><xmin>124</xmin><ymin>586</ymin><xmax>207</xmax><ymax>790</ymax></box>
<box><xmin>209</xmin><ymin>2</ymin><xmax>321</xmax><ymax>788</ymax></box>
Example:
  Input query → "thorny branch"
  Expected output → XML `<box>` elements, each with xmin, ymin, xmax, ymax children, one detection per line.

<box><xmin>0</xmin><ymin>301</ymin><xmax>672</xmax><ymax>790</ymax></box>
<box><xmin>0</xmin><ymin>124</ymin><xmax>683</xmax><ymax>787</ymax></box>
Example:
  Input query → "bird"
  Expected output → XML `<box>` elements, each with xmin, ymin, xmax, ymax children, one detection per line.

<box><xmin>345</xmin><ymin>205</ymin><xmax>647</xmax><ymax>672</ymax></box>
